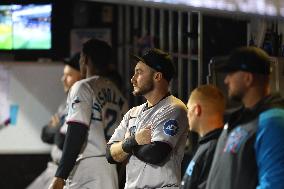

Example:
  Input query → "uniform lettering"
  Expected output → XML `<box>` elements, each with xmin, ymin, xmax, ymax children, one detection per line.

<box><xmin>92</xmin><ymin>103</ymin><xmax>102</xmax><ymax>121</ymax></box>
<box><xmin>95</xmin><ymin>88</ymin><xmax>125</xmax><ymax>110</ymax></box>
<box><xmin>92</xmin><ymin>88</ymin><xmax>125</xmax><ymax>121</ymax></box>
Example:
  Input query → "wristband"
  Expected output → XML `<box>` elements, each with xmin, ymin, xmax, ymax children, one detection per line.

<box><xmin>122</xmin><ymin>135</ymin><xmax>138</xmax><ymax>154</ymax></box>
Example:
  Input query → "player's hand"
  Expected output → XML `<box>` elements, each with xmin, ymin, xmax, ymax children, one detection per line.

<box><xmin>135</xmin><ymin>126</ymin><xmax>152</xmax><ymax>145</ymax></box>
<box><xmin>48</xmin><ymin>177</ymin><xmax>65</xmax><ymax>189</ymax></box>
<box><xmin>49</xmin><ymin>114</ymin><xmax>60</xmax><ymax>127</ymax></box>
<box><xmin>124</xmin><ymin>131</ymin><xmax>130</xmax><ymax>139</ymax></box>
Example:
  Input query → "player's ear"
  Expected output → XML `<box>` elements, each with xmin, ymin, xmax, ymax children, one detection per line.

<box><xmin>80</xmin><ymin>53</ymin><xmax>88</xmax><ymax>66</ymax></box>
<box><xmin>154</xmin><ymin>72</ymin><xmax>162</xmax><ymax>81</ymax></box>
<box><xmin>195</xmin><ymin>104</ymin><xmax>201</xmax><ymax>116</ymax></box>
<box><xmin>245</xmin><ymin>72</ymin><xmax>253</xmax><ymax>87</ymax></box>
<box><xmin>84</xmin><ymin>55</ymin><xmax>89</xmax><ymax>66</ymax></box>
<box><xmin>241</xmin><ymin>72</ymin><xmax>253</xmax><ymax>88</ymax></box>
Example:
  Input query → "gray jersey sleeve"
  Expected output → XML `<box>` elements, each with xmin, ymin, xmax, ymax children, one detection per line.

<box><xmin>66</xmin><ymin>81</ymin><xmax>93</xmax><ymax>127</ymax></box>
<box><xmin>108</xmin><ymin>110</ymin><xmax>131</xmax><ymax>144</ymax></box>
<box><xmin>151</xmin><ymin>104</ymin><xmax>188</xmax><ymax>147</ymax></box>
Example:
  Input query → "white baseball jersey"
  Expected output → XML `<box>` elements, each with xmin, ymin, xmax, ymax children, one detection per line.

<box><xmin>109</xmin><ymin>95</ymin><xmax>189</xmax><ymax>189</ymax></box>
<box><xmin>65</xmin><ymin>75</ymin><xmax>128</xmax><ymax>189</ymax></box>
<box><xmin>27</xmin><ymin>102</ymin><xmax>67</xmax><ymax>189</ymax></box>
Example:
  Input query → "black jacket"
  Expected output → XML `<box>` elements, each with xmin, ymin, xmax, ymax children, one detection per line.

<box><xmin>180</xmin><ymin>128</ymin><xmax>222</xmax><ymax>189</ymax></box>
<box><xmin>206</xmin><ymin>94</ymin><xmax>284</xmax><ymax>189</ymax></box>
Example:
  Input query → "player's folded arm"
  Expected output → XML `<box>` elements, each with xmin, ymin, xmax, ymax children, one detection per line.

<box><xmin>55</xmin><ymin>122</ymin><xmax>88</xmax><ymax>179</ymax></box>
<box><xmin>106</xmin><ymin>143</ymin><xmax>119</xmax><ymax>164</ymax></box>
<box><xmin>41</xmin><ymin>124</ymin><xmax>59</xmax><ymax>144</ymax></box>
<box><xmin>106</xmin><ymin>140</ymin><xmax>131</xmax><ymax>164</ymax></box>
<box><xmin>106</xmin><ymin>135</ymin><xmax>172</xmax><ymax>165</ymax></box>
<box><xmin>133</xmin><ymin>141</ymin><xmax>172</xmax><ymax>165</ymax></box>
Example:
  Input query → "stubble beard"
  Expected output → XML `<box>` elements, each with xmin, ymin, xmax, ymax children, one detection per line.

<box><xmin>228</xmin><ymin>88</ymin><xmax>244</xmax><ymax>102</ymax></box>
<box><xmin>132</xmin><ymin>82</ymin><xmax>154</xmax><ymax>96</ymax></box>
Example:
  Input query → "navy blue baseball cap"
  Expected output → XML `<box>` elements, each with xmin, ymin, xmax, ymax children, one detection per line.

<box><xmin>133</xmin><ymin>48</ymin><xmax>175</xmax><ymax>82</ymax></box>
<box><xmin>63</xmin><ymin>52</ymin><xmax>80</xmax><ymax>71</ymax></box>
<box><xmin>218</xmin><ymin>47</ymin><xmax>271</xmax><ymax>75</ymax></box>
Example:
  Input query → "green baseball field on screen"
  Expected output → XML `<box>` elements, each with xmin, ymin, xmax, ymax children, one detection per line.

<box><xmin>0</xmin><ymin>24</ymin><xmax>13</xmax><ymax>49</ymax></box>
<box><xmin>0</xmin><ymin>4</ymin><xmax>52</xmax><ymax>50</ymax></box>
<box><xmin>13</xmin><ymin>30</ymin><xmax>51</xmax><ymax>49</ymax></box>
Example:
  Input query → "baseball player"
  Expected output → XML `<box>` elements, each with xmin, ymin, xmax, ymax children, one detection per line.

<box><xmin>26</xmin><ymin>53</ymin><xmax>82</xmax><ymax>189</ymax></box>
<box><xmin>106</xmin><ymin>48</ymin><xmax>189</xmax><ymax>189</ymax></box>
<box><xmin>48</xmin><ymin>38</ymin><xmax>128</xmax><ymax>189</ymax></box>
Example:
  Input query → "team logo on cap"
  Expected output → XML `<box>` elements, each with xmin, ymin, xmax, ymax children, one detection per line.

<box><xmin>241</xmin><ymin>64</ymin><xmax>247</xmax><ymax>69</ymax></box>
<box><xmin>163</xmin><ymin>119</ymin><xmax>178</xmax><ymax>136</ymax></box>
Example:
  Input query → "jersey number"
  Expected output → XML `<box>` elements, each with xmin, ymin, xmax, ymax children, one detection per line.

<box><xmin>105</xmin><ymin>108</ymin><xmax>117</xmax><ymax>140</ymax></box>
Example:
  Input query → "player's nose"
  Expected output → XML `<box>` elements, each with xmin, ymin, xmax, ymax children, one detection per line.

<box><xmin>131</xmin><ymin>75</ymin><xmax>136</xmax><ymax>84</ymax></box>
<box><xmin>61</xmin><ymin>75</ymin><xmax>65</xmax><ymax>83</ymax></box>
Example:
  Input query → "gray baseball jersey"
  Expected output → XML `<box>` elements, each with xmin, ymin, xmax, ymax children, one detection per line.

<box><xmin>65</xmin><ymin>75</ymin><xmax>128</xmax><ymax>189</ymax></box>
<box><xmin>109</xmin><ymin>95</ymin><xmax>189</xmax><ymax>189</ymax></box>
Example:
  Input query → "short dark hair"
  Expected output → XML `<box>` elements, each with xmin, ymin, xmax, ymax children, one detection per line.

<box><xmin>82</xmin><ymin>38</ymin><xmax>112</xmax><ymax>70</ymax></box>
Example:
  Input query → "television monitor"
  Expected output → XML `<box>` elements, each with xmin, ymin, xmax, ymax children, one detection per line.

<box><xmin>0</xmin><ymin>3</ymin><xmax>52</xmax><ymax>50</ymax></box>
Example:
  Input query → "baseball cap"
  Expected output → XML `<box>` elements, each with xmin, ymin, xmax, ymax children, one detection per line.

<box><xmin>63</xmin><ymin>52</ymin><xmax>80</xmax><ymax>71</ymax></box>
<box><xmin>217</xmin><ymin>47</ymin><xmax>271</xmax><ymax>75</ymax></box>
<box><xmin>133</xmin><ymin>48</ymin><xmax>175</xmax><ymax>82</ymax></box>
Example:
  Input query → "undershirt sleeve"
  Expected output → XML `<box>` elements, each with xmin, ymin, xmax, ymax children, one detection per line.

<box><xmin>55</xmin><ymin>122</ymin><xmax>88</xmax><ymax>179</ymax></box>
<box><xmin>132</xmin><ymin>141</ymin><xmax>172</xmax><ymax>165</ymax></box>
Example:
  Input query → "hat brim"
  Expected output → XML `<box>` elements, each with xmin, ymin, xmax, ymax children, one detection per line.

<box><xmin>131</xmin><ymin>54</ymin><xmax>159</xmax><ymax>72</ymax></box>
<box><xmin>214</xmin><ymin>57</ymin><xmax>239</xmax><ymax>73</ymax></box>
<box><xmin>216</xmin><ymin>65</ymin><xmax>239</xmax><ymax>73</ymax></box>
<box><xmin>132</xmin><ymin>54</ymin><xmax>146</xmax><ymax>64</ymax></box>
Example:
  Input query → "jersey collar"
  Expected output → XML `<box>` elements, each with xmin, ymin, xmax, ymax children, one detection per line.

<box><xmin>143</xmin><ymin>92</ymin><xmax>171</xmax><ymax>112</ymax></box>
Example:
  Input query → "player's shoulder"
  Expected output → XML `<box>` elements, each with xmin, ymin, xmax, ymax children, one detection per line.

<box><xmin>127</xmin><ymin>103</ymin><xmax>146</xmax><ymax>117</ymax></box>
<box><xmin>165</xmin><ymin>95</ymin><xmax>187</xmax><ymax>110</ymax></box>
<box><xmin>83</xmin><ymin>76</ymin><xmax>101</xmax><ymax>85</ymax></box>
<box><xmin>260</xmin><ymin>108</ymin><xmax>284</xmax><ymax>119</ymax></box>
<box><xmin>69</xmin><ymin>77</ymin><xmax>98</xmax><ymax>96</ymax></box>
<box><xmin>72</xmin><ymin>78</ymin><xmax>90</xmax><ymax>89</ymax></box>
<box><xmin>258</xmin><ymin>108</ymin><xmax>284</xmax><ymax>131</ymax></box>
<box><xmin>74</xmin><ymin>75</ymin><xmax>116</xmax><ymax>90</ymax></box>
<box><xmin>91</xmin><ymin>76</ymin><xmax>123</xmax><ymax>91</ymax></box>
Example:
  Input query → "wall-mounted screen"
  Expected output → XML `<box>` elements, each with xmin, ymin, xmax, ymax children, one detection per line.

<box><xmin>0</xmin><ymin>4</ymin><xmax>51</xmax><ymax>50</ymax></box>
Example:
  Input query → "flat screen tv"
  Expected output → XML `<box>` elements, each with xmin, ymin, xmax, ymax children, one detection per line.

<box><xmin>0</xmin><ymin>3</ymin><xmax>52</xmax><ymax>50</ymax></box>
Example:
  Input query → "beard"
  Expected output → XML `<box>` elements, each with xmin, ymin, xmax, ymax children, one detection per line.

<box><xmin>228</xmin><ymin>88</ymin><xmax>245</xmax><ymax>102</ymax></box>
<box><xmin>132</xmin><ymin>80</ymin><xmax>154</xmax><ymax>96</ymax></box>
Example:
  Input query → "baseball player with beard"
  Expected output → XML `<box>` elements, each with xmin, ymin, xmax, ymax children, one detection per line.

<box><xmin>48</xmin><ymin>38</ymin><xmax>128</xmax><ymax>189</ymax></box>
<box><xmin>106</xmin><ymin>49</ymin><xmax>189</xmax><ymax>189</ymax></box>
<box><xmin>26</xmin><ymin>53</ymin><xmax>82</xmax><ymax>189</ymax></box>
